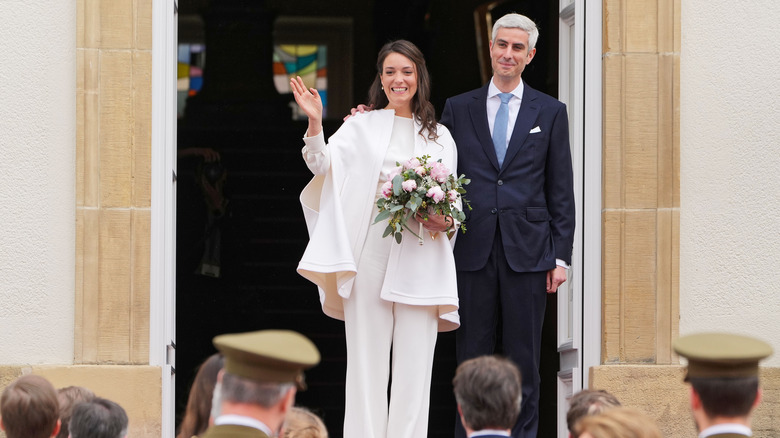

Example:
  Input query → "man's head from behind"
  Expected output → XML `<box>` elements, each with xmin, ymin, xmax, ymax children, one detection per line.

<box><xmin>56</xmin><ymin>386</ymin><xmax>95</xmax><ymax>438</ymax></box>
<box><xmin>673</xmin><ymin>332</ymin><xmax>772</xmax><ymax>428</ymax></box>
<box><xmin>453</xmin><ymin>355</ymin><xmax>522</xmax><ymax>433</ymax></box>
<box><xmin>68</xmin><ymin>397</ymin><xmax>128</xmax><ymax>438</ymax></box>
<box><xmin>689</xmin><ymin>376</ymin><xmax>760</xmax><ymax>420</ymax></box>
<box><xmin>566</xmin><ymin>389</ymin><xmax>621</xmax><ymax>437</ymax></box>
<box><xmin>0</xmin><ymin>374</ymin><xmax>60</xmax><ymax>438</ymax></box>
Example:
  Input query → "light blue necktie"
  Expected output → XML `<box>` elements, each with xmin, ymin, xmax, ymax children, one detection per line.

<box><xmin>492</xmin><ymin>92</ymin><xmax>513</xmax><ymax>167</ymax></box>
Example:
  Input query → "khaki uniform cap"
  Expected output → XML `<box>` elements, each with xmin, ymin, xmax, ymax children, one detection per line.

<box><xmin>673</xmin><ymin>333</ymin><xmax>772</xmax><ymax>380</ymax></box>
<box><xmin>213</xmin><ymin>330</ymin><xmax>320</xmax><ymax>389</ymax></box>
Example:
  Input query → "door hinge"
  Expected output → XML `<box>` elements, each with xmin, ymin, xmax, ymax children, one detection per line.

<box><xmin>166</xmin><ymin>341</ymin><xmax>176</xmax><ymax>375</ymax></box>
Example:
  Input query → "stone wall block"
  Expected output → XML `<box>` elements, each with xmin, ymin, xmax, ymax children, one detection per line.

<box><xmin>135</xmin><ymin>0</ymin><xmax>153</xmax><ymax>50</ymax></box>
<box><xmin>99</xmin><ymin>0</ymin><xmax>134</xmax><ymax>49</ymax></box>
<box><xmin>625</xmin><ymin>0</ymin><xmax>658</xmax><ymax>52</ymax></box>
<box><xmin>602</xmin><ymin>210</ymin><xmax>623</xmax><ymax>362</ymax></box>
<box><xmin>603</xmin><ymin>54</ymin><xmax>624</xmax><ymax>209</ymax></box>
<box><xmin>624</xmin><ymin>54</ymin><xmax>659</xmax><ymax>209</ymax></box>
<box><xmin>97</xmin><ymin>209</ymin><xmax>132</xmax><ymax>363</ymax></box>
<box><xmin>99</xmin><ymin>51</ymin><xmax>133</xmax><ymax>208</ymax></box>
<box><xmin>133</xmin><ymin>51</ymin><xmax>152</xmax><ymax>208</ymax></box>
<box><xmin>623</xmin><ymin>210</ymin><xmax>657</xmax><ymax>362</ymax></box>
<box><xmin>131</xmin><ymin>209</ymin><xmax>151</xmax><ymax>363</ymax></box>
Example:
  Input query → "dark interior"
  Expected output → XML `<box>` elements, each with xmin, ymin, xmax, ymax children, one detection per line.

<box><xmin>175</xmin><ymin>1</ymin><xmax>560</xmax><ymax>436</ymax></box>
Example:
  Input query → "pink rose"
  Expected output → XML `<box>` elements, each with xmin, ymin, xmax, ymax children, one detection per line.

<box><xmin>430</xmin><ymin>161</ymin><xmax>450</xmax><ymax>183</ymax></box>
<box><xmin>426</xmin><ymin>186</ymin><xmax>445</xmax><ymax>203</ymax></box>
<box><xmin>448</xmin><ymin>189</ymin><xmax>459</xmax><ymax>203</ymax></box>
<box><xmin>404</xmin><ymin>158</ymin><xmax>421</xmax><ymax>170</ymax></box>
<box><xmin>388</xmin><ymin>166</ymin><xmax>403</xmax><ymax>180</ymax></box>
<box><xmin>381</xmin><ymin>180</ymin><xmax>393</xmax><ymax>198</ymax></box>
<box><xmin>402</xmin><ymin>179</ymin><xmax>417</xmax><ymax>192</ymax></box>
<box><xmin>414</xmin><ymin>166</ymin><xmax>427</xmax><ymax>176</ymax></box>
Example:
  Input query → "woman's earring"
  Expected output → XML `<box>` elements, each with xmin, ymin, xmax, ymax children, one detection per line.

<box><xmin>381</xmin><ymin>86</ymin><xmax>384</xmax><ymax>90</ymax></box>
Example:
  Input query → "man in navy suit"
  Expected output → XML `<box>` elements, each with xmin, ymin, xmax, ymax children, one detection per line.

<box><xmin>440</xmin><ymin>13</ymin><xmax>575</xmax><ymax>438</ymax></box>
<box><xmin>453</xmin><ymin>355</ymin><xmax>522</xmax><ymax>438</ymax></box>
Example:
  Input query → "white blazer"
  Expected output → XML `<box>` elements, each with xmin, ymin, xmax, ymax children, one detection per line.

<box><xmin>297</xmin><ymin>109</ymin><xmax>460</xmax><ymax>332</ymax></box>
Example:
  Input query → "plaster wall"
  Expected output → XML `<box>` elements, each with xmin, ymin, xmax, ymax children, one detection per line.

<box><xmin>679</xmin><ymin>1</ymin><xmax>780</xmax><ymax>365</ymax></box>
<box><xmin>0</xmin><ymin>1</ymin><xmax>76</xmax><ymax>364</ymax></box>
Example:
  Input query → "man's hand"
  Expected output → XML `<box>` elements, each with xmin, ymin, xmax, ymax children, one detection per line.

<box><xmin>343</xmin><ymin>104</ymin><xmax>374</xmax><ymax>121</ymax></box>
<box><xmin>546</xmin><ymin>266</ymin><xmax>566</xmax><ymax>294</ymax></box>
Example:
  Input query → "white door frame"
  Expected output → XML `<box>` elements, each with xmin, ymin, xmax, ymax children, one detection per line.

<box><xmin>581</xmin><ymin>0</ymin><xmax>603</xmax><ymax>391</ymax></box>
<box><xmin>150</xmin><ymin>1</ymin><xmax>178</xmax><ymax>437</ymax></box>
<box><xmin>556</xmin><ymin>0</ymin><xmax>601</xmax><ymax>436</ymax></box>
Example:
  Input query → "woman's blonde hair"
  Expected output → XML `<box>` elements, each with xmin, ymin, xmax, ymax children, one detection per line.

<box><xmin>282</xmin><ymin>406</ymin><xmax>328</xmax><ymax>438</ymax></box>
<box><xmin>573</xmin><ymin>406</ymin><xmax>662</xmax><ymax>438</ymax></box>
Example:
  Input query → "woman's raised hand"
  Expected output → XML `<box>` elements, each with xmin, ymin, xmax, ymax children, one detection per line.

<box><xmin>290</xmin><ymin>75</ymin><xmax>323</xmax><ymax>136</ymax></box>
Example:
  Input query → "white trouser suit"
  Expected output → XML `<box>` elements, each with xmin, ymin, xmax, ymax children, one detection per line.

<box><xmin>343</xmin><ymin>116</ymin><xmax>438</xmax><ymax>438</ymax></box>
<box><xmin>297</xmin><ymin>111</ymin><xmax>460</xmax><ymax>438</ymax></box>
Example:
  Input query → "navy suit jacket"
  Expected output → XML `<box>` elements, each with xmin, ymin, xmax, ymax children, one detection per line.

<box><xmin>440</xmin><ymin>82</ymin><xmax>575</xmax><ymax>272</ymax></box>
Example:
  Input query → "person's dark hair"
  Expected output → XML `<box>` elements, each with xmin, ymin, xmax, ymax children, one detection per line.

<box><xmin>566</xmin><ymin>389</ymin><xmax>621</xmax><ymax>434</ymax></box>
<box><xmin>367</xmin><ymin>39</ymin><xmax>439</xmax><ymax>142</ymax></box>
<box><xmin>689</xmin><ymin>376</ymin><xmax>759</xmax><ymax>418</ymax></box>
<box><xmin>452</xmin><ymin>355</ymin><xmax>522</xmax><ymax>431</ymax></box>
<box><xmin>176</xmin><ymin>353</ymin><xmax>224</xmax><ymax>438</ymax></box>
<box><xmin>57</xmin><ymin>386</ymin><xmax>96</xmax><ymax>438</ymax></box>
<box><xmin>221</xmin><ymin>372</ymin><xmax>294</xmax><ymax>408</ymax></box>
<box><xmin>69</xmin><ymin>397</ymin><xmax>128</xmax><ymax>438</ymax></box>
<box><xmin>0</xmin><ymin>375</ymin><xmax>60</xmax><ymax>438</ymax></box>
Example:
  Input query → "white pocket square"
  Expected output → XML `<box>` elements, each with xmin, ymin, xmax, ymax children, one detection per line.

<box><xmin>529</xmin><ymin>126</ymin><xmax>541</xmax><ymax>133</ymax></box>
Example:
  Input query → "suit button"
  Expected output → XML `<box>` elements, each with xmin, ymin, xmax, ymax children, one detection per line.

<box><xmin>491</xmin><ymin>208</ymin><xmax>497</xmax><ymax>214</ymax></box>
<box><xmin>497</xmin><ymin>180</ymin><xmax>504</xmax><ymax>186</ymax></box>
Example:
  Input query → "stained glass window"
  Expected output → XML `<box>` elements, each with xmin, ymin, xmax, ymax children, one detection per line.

<box><xmin>177</xmin><ymin>43</ymin><xmax>206</xmax><ymax>119</ymax></box>
<box><xmin>273</xmin><ymin>44</ymin><xmax>328</xmax><ymax>120</ymax></box>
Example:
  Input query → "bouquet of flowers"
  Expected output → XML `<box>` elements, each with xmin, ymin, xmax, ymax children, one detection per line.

<box><xmin>374</xmin><ymin>154</ymin><xmax>470</xmax><ymax>244</ymax></box>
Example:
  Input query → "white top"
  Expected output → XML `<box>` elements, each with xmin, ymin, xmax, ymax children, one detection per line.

<box><xmin>376</xmin><ymin>116</ymin><xmax>415</xmax><ymax>196</ymax></box>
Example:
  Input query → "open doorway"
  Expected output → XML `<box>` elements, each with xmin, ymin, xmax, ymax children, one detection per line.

<box><xmin>172</xmin><ymin>1</ymin><xmax>565</xmax><ymax>437</ymax></box>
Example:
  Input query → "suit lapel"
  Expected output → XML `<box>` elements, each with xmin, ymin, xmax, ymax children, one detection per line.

<box><xmin>502</xmin><ymin>82</ymin><xmax>540</xmax><ymax>170</ymax></box>
<box><xmin>467</xmin><ymin>84</ymin><xmax>500</xmax><ymax>171</ymax></box>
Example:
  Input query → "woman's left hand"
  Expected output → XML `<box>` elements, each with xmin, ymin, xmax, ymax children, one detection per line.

<box><xmin>414</xmin><ymin>211</ymin><xmax>453</xmax><ymax>232</ymax></box>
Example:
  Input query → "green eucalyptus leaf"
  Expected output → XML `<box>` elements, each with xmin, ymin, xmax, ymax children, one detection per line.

<box><xmin>374</xmin><ymin>209</ymin><xmax>392</xmax><ymax>224</ymax></box>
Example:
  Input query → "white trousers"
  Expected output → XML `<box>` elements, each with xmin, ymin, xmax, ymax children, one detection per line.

<box><xmin>342</xmin><ymin>224</ymin><xmax>439</xmax><ymax>438</ymax></box>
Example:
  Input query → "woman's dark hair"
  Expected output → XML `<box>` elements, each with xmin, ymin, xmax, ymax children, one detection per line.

<box><xmin>367</xmin><ymin>40</ymin><xmax>439</xmax><ymax>142</ymax></box>
<box><xmin>176</xmin><ymin>353</ymin><xmax>225</xmax><ymax>438</ymax></box>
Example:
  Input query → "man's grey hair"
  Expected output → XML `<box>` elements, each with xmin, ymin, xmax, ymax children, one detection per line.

<box><xmin>492</xmin><ymin>13</ymin><xmax>539</xmax><ymax>50</ymax></box>
<box><xmin>220</xmin><ymin>372</ymin><xmax>294</xmax><ymax>408</ymax></box>
<box><xmin>453</xmin><ymin>355</ymin><xmax>522</xmax><ymax>431</ymax></box>
<box><xmin>68</xmin><ymin>397</ymin><xmax>128</xmax><ymax>438</ymax></box>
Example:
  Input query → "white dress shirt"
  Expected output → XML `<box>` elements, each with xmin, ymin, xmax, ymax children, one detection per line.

<box><xmin>487</xmin><ymin>79</ymin><xmax>524</xmax><ymax>152</ymax></box>
<box><xmin>470</xmin><ymin>430</ymin><xmax>511</xmax><ymax>437</ymax></box>
<box><xmin>699</xmin><ymin>423</ymin><xmax>752</xmax><ymax>437</ymax></box>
